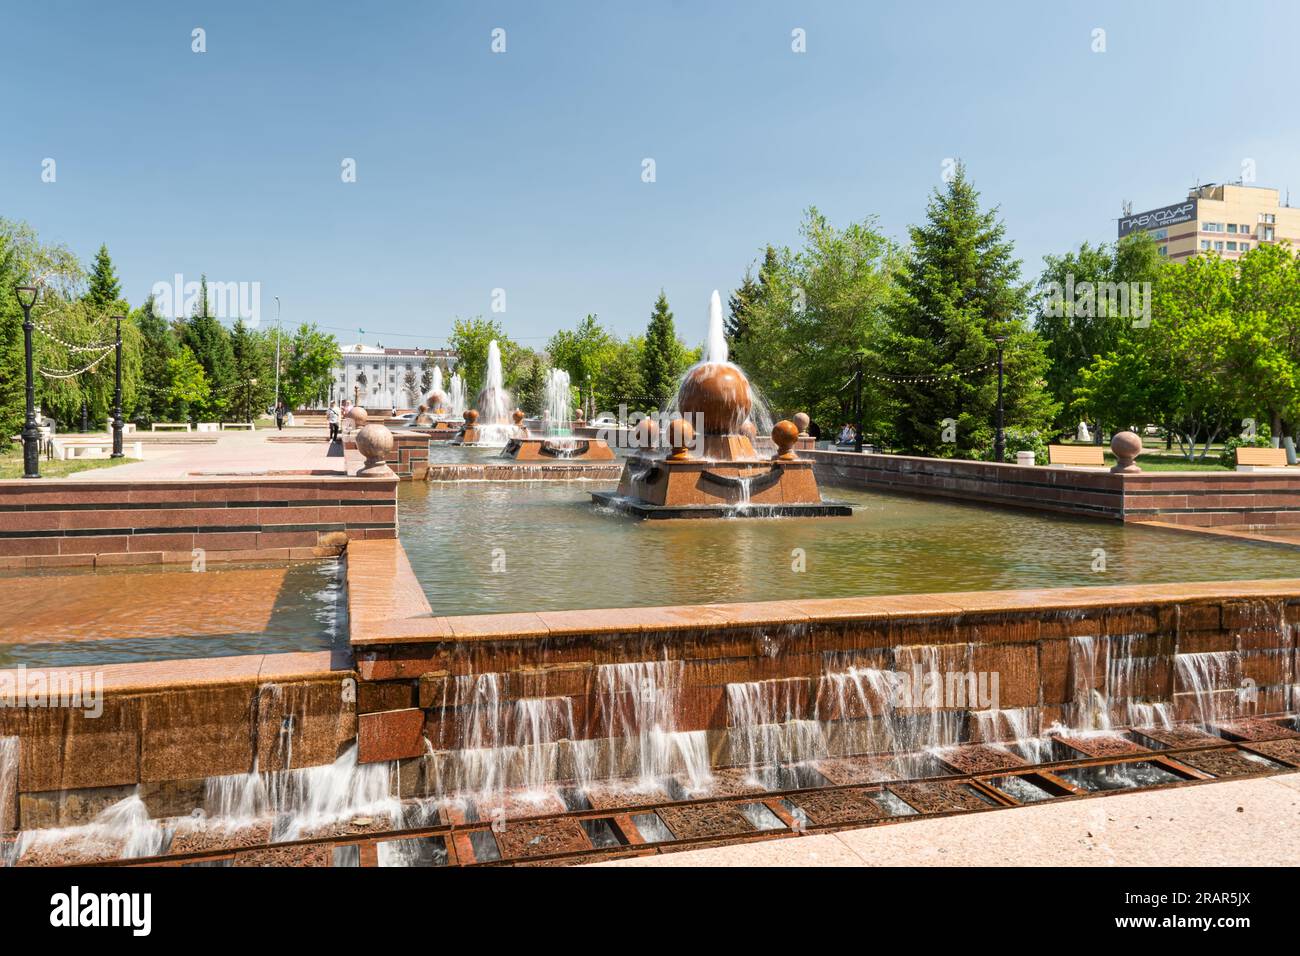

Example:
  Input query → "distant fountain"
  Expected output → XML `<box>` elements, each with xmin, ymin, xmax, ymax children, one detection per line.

<box><xmin>423</xmin><ymin>366</ymin><xmax>447</xmax><ymax>417</ymax></box>
<box><xmin>454</xmin><ymin>341</ymin><xmax>516</xmax><ymax>447</ymax></box>
<box><xmin>499</xmin><ymin>365</ymin><xmax>615</xmax><ymax>461</ymax></box>
<box><xmin>594</xmin><ymin>290</ymin><xmax>849</xmax><ymax>517</ymax></box>
<box><xmin>448</xmin><ymin>373</ymin><xmax>466</xmax><ymax>420</ymax></box>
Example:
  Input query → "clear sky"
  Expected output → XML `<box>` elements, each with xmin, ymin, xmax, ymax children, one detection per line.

<box><xmin>4</xmin><ymin>0</ymin><xmax>1299</xmax><ymax>349</ymax></box>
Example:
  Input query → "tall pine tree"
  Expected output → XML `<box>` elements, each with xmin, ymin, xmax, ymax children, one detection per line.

<box><xmin>884</xmin><ymin>164</ymin><xmax>1056</xmax><ymax>457</ymax></box>
<box><xmin>639</xmin><ymin>291</ymin><xmax>687</xmax><ymax>411</ymax></box>
<box><xmin>84</xmin><ymin>244</ymin><xmax>122</xmax><ymax>312</ymax></box>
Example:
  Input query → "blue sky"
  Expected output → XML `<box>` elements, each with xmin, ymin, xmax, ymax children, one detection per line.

<box><xmin>4</xmin><ymin>0</ymin><xmax>1299</xmax><ymax>349</ymax></box>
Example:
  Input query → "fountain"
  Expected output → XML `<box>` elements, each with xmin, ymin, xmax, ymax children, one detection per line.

<box><xmin>453</xmin><ymin>341</ymin><xmax>517</xmax><ymax>447</ymax></box>
<box><xmin>592</xmin><ymin>290</ymin><xmax>849</xmax><ymax>518</ymax></box>
<box><xmin>501</xmin><ymin>367</ymin><xmax>615</xmax><ymax>461</ymax></box>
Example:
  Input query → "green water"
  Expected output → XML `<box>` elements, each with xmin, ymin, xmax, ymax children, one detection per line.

<box><xmin>397</xmin><ymin>482</ymin><xmax>1300</xmax><ymax>616</ymax></box>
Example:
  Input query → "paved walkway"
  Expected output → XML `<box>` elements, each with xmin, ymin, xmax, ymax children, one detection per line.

<box><xmin>597</xmin><ymin>772</ymin><xmax>1300</xmax><ymax>866</ymax></box>
<box><xmin>65</xmin><ymin>428</ymin><xmax>357</xmax><ymax>479</ymax></box>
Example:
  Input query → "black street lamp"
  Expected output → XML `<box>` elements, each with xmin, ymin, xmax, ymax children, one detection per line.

<box><xmin>111</xmin><ymin>315</ymin><xmax>125</xmax><ymax>458</ymax></box>
<box><xmin>993</xmin><ymin>334</ymin><xmax>1007</xmax><ymax>464</ymax></box>
<box><xmin>15</xmin><ymin>285</ymin><xmax>40</xmax><ymax>478</ymax></box>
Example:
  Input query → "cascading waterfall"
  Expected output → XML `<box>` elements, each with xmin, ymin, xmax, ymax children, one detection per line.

<box><xmin>1174</xmin><ymin>651</ymin><xmax>1240</xmax><ymax>726</ymax></box>
<box><xmin>727</xmin><ymin>678</ymin><xmax>825</xmax><ymax>783</ymax></box>
<box><xmin>0</xmin><ymin>737</ymin><xmax>17</xmax><ymax>834</ymax></box>
<box><xmin>596</xmin><ymin>660</ymin><xmax>711</xmax><ymax>791</ymax></box>
<box><xmin>1066</xmin><ymin>635</ymin><xmax>1175</xmax><ymax>731</ymax></box>
<box><xmin>424</xmin><ymin>673</ymin><xmax>594</xmax><ymax>802</ymax></box>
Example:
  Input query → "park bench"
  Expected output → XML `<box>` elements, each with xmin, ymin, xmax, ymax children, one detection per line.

<box><xmin>151</xmin><ymin>422</ymin><xmax>191</xmax><ymax>432</ymax></box>
<box><xmin>1048</xmin><ymin>444</ymin><xmax>1106</xmax><ymax>468</ymax></box>
<box><xmin>220</xmin><ymin>422</ymin><xmax>255</xmax><ymax>430</ymax></box>
<box><xmin>54</xmin><ymin>438</ymin><xmax>142</xmax><ymax>460</ymax></box>
<box><xmin>1236</xmin><ymin>447</ymin><xmax>1290</xmax><ymax>472</ymax></box>
<box><xmin>195</xmin><ymin>422</ymin><xmax>221</xmax><ymax>432</ymax></box>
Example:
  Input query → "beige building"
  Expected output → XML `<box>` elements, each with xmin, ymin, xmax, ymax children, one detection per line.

<box><xmin>1117</xmin><ymin>183</ymin><xmax>1300</xmax><ymax>261</ymax></box>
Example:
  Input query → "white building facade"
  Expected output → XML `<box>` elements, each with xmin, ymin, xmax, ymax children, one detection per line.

<box><xmin>331</xmin><ymin>342</ymin><xmax>458</xmax><ymax>410</ymax></box>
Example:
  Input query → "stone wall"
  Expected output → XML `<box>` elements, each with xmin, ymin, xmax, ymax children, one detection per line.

<box><xmin>809</xmin><ymin>449</ymin><xmax>1300</xmax><ymax>526</ymax></box>
<box><xmin>0</xmin><ymin>475</ymin><xmax>397</xmax><ymax>568</ymax></box>
<box><xmin>346</xmin><ymin>539</ymin><xmax>1300</xmax><ymax>764</ymax></box>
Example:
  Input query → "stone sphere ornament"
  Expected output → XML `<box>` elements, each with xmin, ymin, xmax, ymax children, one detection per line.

<box><xmin>346</xmin><ymin>406</ymin><xmax>369</xmax><ymax>428</ymax></box>
<box><xmin>355</xmin><ymin>423</ymin><xmax>395</xmax><ymax>477</ymax></box>
<box><xmin>739</xmin><ymin>419</ymin><xmax>758</xmax><ymax>442</ymax></box>
<box><xmin>1110</xmin><ymin>430</ymin><xmax>1143</xmax><ymax>474</ymax></box>
<box><xmin>463</xmin><ymin>409</ymin><xmax>479</xmax><ymax>425</ymax></box>
<box><xmin>633</xmin><ymin>417</ymin><xmax>660</xmax><ymax>450</ymax></box>
<box><xmin>793</xmin><ymin>412</ymin><xmax>810</xmax><ymax>436</ymax></box>
<box><xmin>772</xmin><ymin>420</ymin><xmax>800</xmax><ymax>460</ymax></box>
<box><xmin>666</xmin><ymin>418</ymin><xmax>695</xmax><ymax>460</ymax></box>
<box><xmin>676</xmin><ymin>363</ymin><xmax>752</xmax><ymax>435</ymax></box>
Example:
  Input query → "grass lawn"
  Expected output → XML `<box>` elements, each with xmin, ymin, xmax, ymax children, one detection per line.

<box><xmin>0</xmin><ymin>450</ymin><xmax>136</xmax><ymax>479</ymax></box>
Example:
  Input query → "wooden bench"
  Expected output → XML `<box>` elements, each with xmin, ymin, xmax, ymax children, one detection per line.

<box><xmin>220</xmin><ymin>422</ymin><xmax>255</xmax><ymax>430</ymax></box>
<box><xmin>1236</xmin><ymin>446</ymin><xmax>1290</xmax><ymax>471</ymax></box>
<box><xmin>55</xmin><ymin>439</ymin><xmax>142</xmax><ymax>460</ymax></box>
<box><xmin>151</xmin><ymin>422</ymin><xmax>191</xmax><ymax>432</ymax></box>
<box><xmin>1048</xmin><ymin>444</ymin><xmax>1106</xmax><ymax>468</ymax></box>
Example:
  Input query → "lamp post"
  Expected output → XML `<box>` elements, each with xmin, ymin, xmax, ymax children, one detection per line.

<box><xmin>853</xmin><ymin>353</ymin><xmax>864</xmax><ymax>454</ymax></box>
<box><xmin>993</xmin><ymin>334</ymin><xmax>1007</xmax><ymax>464</ymax></box>
<box><xmin>273</xmin><ymin>295</ymin><xmax>282</xmax><ymax>416</ymax></box>
<box><xmin>16</xmin><ymin>285</ymin><xmax>40</xmax><ymax>478</ymax></box>
<box><xmin>111</xmin><ymin>315</ymin><xmax>125</xmax><ymax>457</ymax></box>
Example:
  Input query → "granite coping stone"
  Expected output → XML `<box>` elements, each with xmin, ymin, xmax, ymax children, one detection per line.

<box><xmin>345</xmin><ymin>539</ymin><xmax>1300</xmax><ymax>647</ymax></box>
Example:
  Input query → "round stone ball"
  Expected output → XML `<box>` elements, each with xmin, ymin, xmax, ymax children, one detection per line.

<box><xmin>667</xmin><ymin>417</ymin><xmax>695</xmax><ymax>450</ymax></box>
<box><xmin>355</xmin><ymin>423</ymin><xmax>394</xmax><ymax>461</ymax></box>
<box><xmin>793</xmin><ymin>412</ymin><xmax>810</xmax><ymax>434</ymax></box>
<box><xmin>772</xmin><ymin>419</ymin><xmax>799</xmax><ymax>454</ymax></box>
<box><xmin>676</xmin><ymin>363</ymin><xmax>752</xmax><ymax>434</ymax></box>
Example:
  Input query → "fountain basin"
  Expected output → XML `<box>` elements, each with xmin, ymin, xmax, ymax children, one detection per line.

<box><xmin>504</xmin><ymin>437</ymin><xmax>616</xmax><ymax>462</ymax></box>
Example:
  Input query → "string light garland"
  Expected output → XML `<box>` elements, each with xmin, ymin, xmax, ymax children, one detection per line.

<box><xmin>39</xmin><ymin>350</ymin><xmax>114</xmax><ymax>379</ymax></box>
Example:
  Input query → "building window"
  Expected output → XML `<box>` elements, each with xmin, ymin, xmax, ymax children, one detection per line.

<box><xmin>1260</xmin><ymin>213</ymin><xmax>1276</xmax><ymax>224</ymax></box>
<box><xmin>1215</xmin><ymin>241</ymin><xmax>1225</xmax><ymax>251</ymax></box>
<box><xmin>1227</xmin><ymin>241</ymin><xmax>1238</xmax><ymax>251</ymax></box>
<box><xmin>1228</xmin><ymin>223</ymin><xmax>1238</xmax><ymax>233</ymax></box>
<box><xmin>1203</xmin><ymin>222</ymin><xmax>1223</xmax><ymax>232</ymax></box>
<box><xmin>1262</xmin><ymin>226</ymin><xmax>1275</xmax><ymax>241</ymax></box>
<box><xmin>1158</xmin><ymin>245</ymin><xmax>1168</xmax><ymax>257</ymax></box>
<box><xmin>1201</xmin><ymin>240</ymin><xmax>1211</xmax><ymax>250</ymax></box>
<box><xmin>1152</xmin><ymin>228</ymin><xmax>1168</xmax><ymax>240</ymax></box>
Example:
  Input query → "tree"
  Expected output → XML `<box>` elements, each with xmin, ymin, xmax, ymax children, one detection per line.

<box><xmin>882</xmin><ymin>164</ymin><xmax>1057</xmax><ymax>457</ymax></box>
<box><xmin>726</xmin><ymin>271</ymin><xmax>761</xmax><ymax>345</ymax></box>
<box><xmin>1034</xmin><ymin>231</ymin><xmax>1162</xmax><ymax>432</ymax></box>
<box><xmin>180</xmin><ymin>312</ymin><xmax>235</xmax><ymax>417</ymax></box>
<box><xmin>732</xmin><ymin>208</ymin><xmax>896</xmax><ymax>437</ymax></box>
<box><xmin>132</xmin><ymin>294</ymin><xmax>180</xmax><ymax>424</ymax></box>
<box><xmin>546</xmin><ymin>314</ymin><xmax>614</xmax><ymax>416</ymax></box>
<box><xmin>166</xmin><ymin>347</ymin><xmax>210</xmax><ymax>421</ymax></box>
<box><xmin>229</xmin><ymin>319</ymin><xmax>273</xmax><ymax>422</ymax></box>
<box><xmin>420</xmin><ymin>355</ymin><xmax>435</xmax><ymax>395</ymax></box>
<box><xmin>84</xmin><ymin>244</ymin><xmax>122</xmax><ymax>312</ymax></box>
<box><xmin>596</xmin><ymin>337</ymin><xmax>645</xmax><ymax>414</ymax></box>
<box><xmin>448</xmin><ymin>317</ymin><xmax>524</xmax><ymax>398</ymax></box>
<box><xmin>280</xmin><ymin>323</ymin><xmax>338</xmax><ymax>410</ymax></box>
<box><xmin>639</xmin><ymin>291</ymin><xmax>688</xmax><ymax>411</ymax></box>
<box><xmin>0</xmin><ymin>219</ymin><xmax>82</xmax><ymax>445</ymax></box>
<box><xmin>515</xmin><ymin>353</ymin><xmax>548</xmax><ymax>416</ymax></box>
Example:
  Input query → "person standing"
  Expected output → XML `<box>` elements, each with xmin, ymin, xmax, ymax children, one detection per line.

<box><xmin>327</xmin><ymin>402</ymin><xmax>341</xmax><ymax>443</ymax></box>
<box><xmin>275</xmin><ymin>401</ymin><xmax>286</xmax><ymax>431</ymax></box>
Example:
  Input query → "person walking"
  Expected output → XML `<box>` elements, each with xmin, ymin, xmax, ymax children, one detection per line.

<box><xmin>327</xmin><ymin>402</ymin><xmax>341</xmax><ymax>443</ymax></box>
<box><xmin>275</xmin><ymin>401</ymin><xmax>286</xmax><ymax>431</ymax></box>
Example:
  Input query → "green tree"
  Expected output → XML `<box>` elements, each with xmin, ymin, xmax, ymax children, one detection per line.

<box><xmin>166</xmin><ymin>346</ymin><xmax>210</xmax><ymax>421</ymax></box>
<box><xmin>229</xmin><ymin>319</ymin><xmax>273</xmax><ymax>422</ymax></box>
<box><xmin>732</xmin><ymin>208</ymin><xmax>896</xmax><ymax>437</ymax></box>
<box><xmin>546</xmin><ymin>314</ymin><xmax>614</xmax><ymax>416</ymax></box>
<box><xmin>84</xmin><ymin>244</ymin><xmax>122</xmax><ymax>312</ymax></box>
<box><xmin>597</xmin><ymin>337</ymin><xmax>645</xmax><ymax>414</ymax></box>
<box><xmin>726</xmin><ymin>271</ymin><xmax>761</xmax><ymax>345</ymax></box>
<box><xmin>132</xmin><ymin>294</ymin><xmax>180</xmax><ymax>424</ymax></box>
<box><xmin>1034</xmin><ymin>231</ymin><xmax>1162</xmax><ymax>432</ymax></box>
<box><xmin>515</xmin><ymin>352</ymin><xmax>549</xmax><ymax>416</ymax></box>
<box><xmin>882</xmin><ymin>164</ymin><xmax>1057</xmax><ymax>456</ymax></box>
<box><xmin>639</xmin><ymin>291</ymin><xmax>688</xmax><ymax>411</ymax></box>
<box><xmin>280</xmin><ymin>323</ymin><xmax>338</xmax><ymax>410</ymax></box>
<box><xmin>448</xmin><ymin>317</ymin><xmax>524</xmax><ymax>398</ymax></box>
